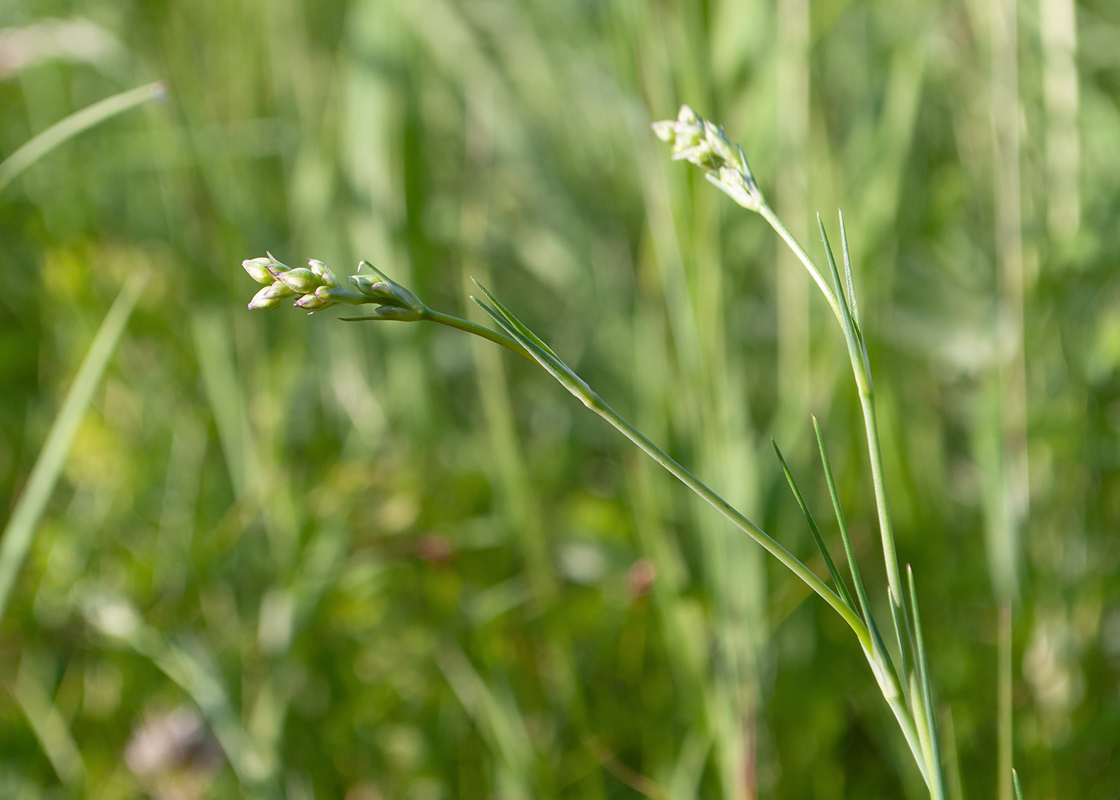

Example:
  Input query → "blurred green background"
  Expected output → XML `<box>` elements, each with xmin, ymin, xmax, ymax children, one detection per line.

<box><xmin>2</xmin><ymin>0</ymin><xmax>1119</xmax><ymax>797</ymax></box>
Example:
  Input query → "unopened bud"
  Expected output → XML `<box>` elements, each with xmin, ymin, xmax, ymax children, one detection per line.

<box><xmin>349</xmin><ymin>275</ymin><xmax>396</xmax><ymax>303</ymax></box>
<box><xmin>316</xmin><ymin>285</ymin><xmax>365</xmax><ymax>306</ymax></box>
<box><xmin>249</xmin><ymin>283</ymin><xmax>291</xmax><ymax>310</ymax></box>
<box><xmin>242</xmin><ymin>257</ymin><xmax>274</xmax><ymax>285</ymax></box>
<box><xmin>292</xmin><ymin>285</ymin><xmax>363</xmax><ymax>313</ymax></box>
<box><xmin>650</xmin><ymin>119</ymin><xmax>677</xmax><ymax>144</ymax></box>
<box><xmin>308</xmin><ymin>259</ymin><xmax>339</xmax><ymax>288</ymax></box>
<box><xmin>704</xmin><ymin>120</ymin><xmax>735</xmax><ymax>164</ymax></box>
<box><xmin>293</xmin><ymin>292</ymin><xmax>331</xmax><ymax>312</ymax></box>
<box><xmin>271</xmin><ymin>267</ymin><xmax>320</xmax><ymax>294</ymax></box>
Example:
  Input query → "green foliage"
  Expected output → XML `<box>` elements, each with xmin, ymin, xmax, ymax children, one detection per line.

<box><xmin>3</xmin><ymin>1</ymin><xmax>1120</xmax><ymax>799</ymax></box>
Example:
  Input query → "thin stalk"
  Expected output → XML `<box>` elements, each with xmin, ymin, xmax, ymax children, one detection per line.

<box><xmin>586</xmin><ymin>394</ymin><xmax>869</xmax><ymax>649</ymax></box>
<box><xmin>757</xmin><ymin>202</ymin><xmax>842</xmax><ymax>325</ymax></box>
<box><xmin>469</xmin><ymin>286</ymin><xmax>865</xmax><ymax>641</ymax></box>
<box><xmin>760</xmin><ymin>206</ymin><xmax>945</xmax><ymax>796</ymax></box>
<box><xmin>422</xmin><ymin>309</ymin><xmax>531</xmax><ymax>360</ymax></box>
<box><xmin>762</xmin><ymin>204</ymin><xmax>911</xmax><ymax>653</ymax></box>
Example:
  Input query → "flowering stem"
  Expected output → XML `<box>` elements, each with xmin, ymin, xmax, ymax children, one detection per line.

<box><xmin>421</xmin><ymin>309</ymin><xmax>533</xmax><ymax>360</ymax></box>
<box><xmin>757</xmin><ymin>201</ymin><xmax>843</xmax><ymax>324</ymax></box>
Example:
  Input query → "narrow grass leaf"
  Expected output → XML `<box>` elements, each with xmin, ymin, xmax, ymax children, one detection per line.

<box><xmin>908</xmin><ymin>565</ymin><xmax>947</xmax><ymax>798</ymax></box>
<box><xmin>13</xmin><ymin>655</ymin><xmax>87</xmax><ymax>787</ymax></box>
<box><xmin>1012</xmin><ymin>768</ymin><xmax>1024</xmax><ymax>800</ymax></box>
<box><xmin>436</xmin><ymin>645</ymin><xmax>535</xmax><ymax>792</ymax></box>
<box><xmin>813</xmin><ymin>418</ymin><xmax>930</xmax><ymax>787</ymax></box>
<box><xmin>0</xmin><ymin>81</ymin><xmax>164</xmax><ymax>197</ymax></box>
<box><xmin>0</xmin><ymin>269</ymin><xmax>149</xmax><ymax>623</ymax></box>
<box><xmin>837</xmin><ymin>210</ymin><xmax>863</xmax><ymax>337</ymax></box>
<box><xmin>771</xmin><ymin>439</ymin><xmax>856</xmax><ymax>613</ymax></box>
<box><xmin>838</xmin><ymin>213</ymin><xmax>872</xmax><ymax>386</ymax></box>
<box><xmin>471</xmin><ymin>298</ymin><xmax>867</xmax><ymax>641</ymax></box>
<box><xmin>813</xmin><ymin>417</ymin><xmax>874</xmax><ymax>625</ymax></box>
<box><xmin>816</xmin><ymin>215</ymin><xmax>861</xmax><ymax>357</ymax></box>
<box><xmin>471</xmin><ymin>278</ymin><xmax>560</xmax><ymax>361</ymax></box>
<box><xmin>470</xmin><ymin>295</ymin><xmax>595</xmax><ymax>407</ymax></box>
<box><xmin>821</xmin><ymin>220</ymin><xmax>912</xmax><ymax>678</ymax></box>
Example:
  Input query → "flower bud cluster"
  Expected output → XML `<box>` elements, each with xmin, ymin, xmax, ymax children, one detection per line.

<box><xmin>651</xmin><ymin>105</ymin><xmax>764</xmax><ymax>212</ymax></box>
<box><xmin>242</xmin><ymin>254</ymin><xmax>427</xmax><ymax>319</ymax></box>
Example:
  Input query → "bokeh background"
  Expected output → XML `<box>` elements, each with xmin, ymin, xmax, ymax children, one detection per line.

<box><xmin>2</xmin><ymin>0</ymin><xmax>1119</xmax><ymax>797</ymax></box>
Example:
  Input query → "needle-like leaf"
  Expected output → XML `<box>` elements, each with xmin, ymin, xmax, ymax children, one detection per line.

<box><xmin>772</xmin><ymin>439</ymin><xmax>856</xmax><ymax>613</ymax></box>
<box><xmin>908</xmin><ymin>566</ymin><xmax>947</xmax><ymax>798</ymax></box>
<box><xmin>471</xmin><ymin>279</ymin><xmax>561</xmax><ymax>362</ymax></box>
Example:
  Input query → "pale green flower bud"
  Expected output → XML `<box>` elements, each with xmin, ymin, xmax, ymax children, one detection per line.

<box><xmin>242</xmin><ymin>257</ymin><xmax>274</xmax><ymax>285</ymax></box>
<box><xmin>292</xmin><ymin>285</ymin><xmax>364</xmax><ymax>313</ymax></box>
<box><xmin>652</xmin><ymin>105</ymin><xmax>765</xmax><ymax>212</ymax></box>
<box><xmin>365</xmin><ymin>304</ymin><xmax>423</xmax><ymax>321</ymax></box>
<box><xmin>652</xmin><ymin>106</ymin><xmax>706</xmax><ymax>155</ymax></box>
<box><xmin>293</xmin><ymin>291</ymin><xmax>331</xmax><ymax>312</ymax></box>
<box><xmin>308</xmin><ymin>259</ymin><xmax>340</xmax><ymax>288</ymax></box>
<box><xmin>271</xmin><ymin>266</ymin><xmax>321</xmax><ymax>294</ymax></box>
<box><xmin>249</xmin><ymin>282</ymin><xmax>294</xmax><ymax>310</ymax></box>
<box><xmin>650</xmin><ymin>119</ymin><xmax>678</xmax><ymax>145</ymax></box>
<box><xmin>703</xmin><ymin>120</ymin><xmax>736</xmax><ymax>165</ymax></box>
<box><xmin>349</xmin><ymin>275</ymin><xmax>397</xmax><ymax>304</ymax></box>
<box><xmin>316</xmin><ymin>285</ymin><xmax>366</xmax><ymax>306</ymax></box>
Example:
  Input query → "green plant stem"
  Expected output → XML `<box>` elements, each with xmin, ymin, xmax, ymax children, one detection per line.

<box><xmin>0</xmin><ymin>81</ymin><xmax>165</xmax><ymax>197</ymax></box>
<box><xmin>758</xmin><ymin>203</ymin><xmax>947</xmax><ymax>798</ymax></box>
<box><xmin>584</xmin><ymin>393</ymin><xmax>870</xmax><ymax>649</ymax></box>
<box><xmin>760</xmin><ymin>203</ymin><xmax>908</xmax><ymax>627</ymax></box>
<box><xmin>757</xmin><ymin>201</ymin><xmax>842</xmax><ymax>325</ymax></box>
<box><xmin>418</xmin><ymin>300</ymin><xmax>867</xmax><ymax>642</ymax></box>
<box><xmin>422</xmin><ymin>308</ymin><xmax>532</xmax><ymax>360</ymax></box>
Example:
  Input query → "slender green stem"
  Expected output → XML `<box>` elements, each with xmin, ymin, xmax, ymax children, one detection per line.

<box><xmin>760</xmin><ymin>204</ymin><xmax>947</xmax><ymax>798</ymax></box>
<box><xmin>758</xmin><ymin>202</ymin><xmax>842</xmax><ymax>325</ymax></box>
<box><xmin>0</xmin><ymin>81</ymin><xmax>165</xmax><ymax>197</ymax></box>
<box><xmin>423</xmin><ymin>309</ymin><xmax>532</xmax><ymax>360</ymax></box>
<box><xmin>584</xmin><ymin>392</ymin><xmax>871</xmax><ymax>649</ymax></box>
<box><xmin>761</xmin><ymin>206</ymin><xmax>908</xmax><ymax>621</ymax></box>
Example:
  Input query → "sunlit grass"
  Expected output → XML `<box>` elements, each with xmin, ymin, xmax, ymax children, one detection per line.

<box><xmin>2</xmin><ymin>1</ymin><xmax>1119</xmax><ymax>798</ymax></box>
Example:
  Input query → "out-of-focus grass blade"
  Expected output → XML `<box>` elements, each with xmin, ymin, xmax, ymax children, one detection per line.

<box><xmin>771</xmin><ymin>439</ymin><xmax>856</xmax><ymax>613</ymax></box>
<box><xmin>12</xmin><ymin>652</ymin><xmax>87</xmax><ymax>787</ymax></box>
<box><xmin>941</xmin><ymin>707</ymin><xmax>966</xmax><ymax>800</ymax></box>
<box><xmin>0</xmin><ymin>81</ymin><xmax>165</xmax><ymax>197</ymax></box>
<box><xmin>83</xmin><ymin>593</ymin><xmax>272</xmax><ymax>788</ymax></box>
<box><xmin>0</xmin><ymin>269</ymin><xmax>149</xmax><ymax>623</ymax></box>
<box><xmin>191</xmin><ymin>311</ymin><xmax>256</xmax><ymax>499</ymax></box>
<box><xmin>436</xmin><ymin>644</ymin><xmax>535</xmax><ymax>797</ymax></box>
